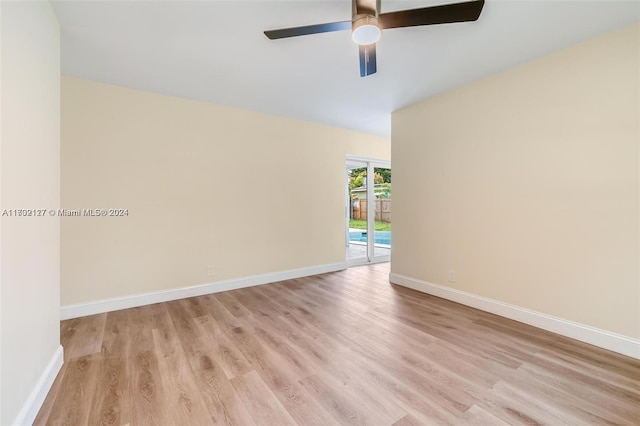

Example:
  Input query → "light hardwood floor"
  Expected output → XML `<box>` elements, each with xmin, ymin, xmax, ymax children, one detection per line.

<box><xmin>36</xmin><ymin>263</ymin><xmax>640</xmax><ymax>425</ymax></box>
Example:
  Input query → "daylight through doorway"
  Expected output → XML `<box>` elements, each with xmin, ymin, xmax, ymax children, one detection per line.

<box><xmin>346</xmin><ymin>157</ymin><xmax>391</xmax><ymax>266</ymax></box>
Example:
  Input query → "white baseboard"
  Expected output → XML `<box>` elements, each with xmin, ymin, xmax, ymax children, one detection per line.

<box><xmin>389</xmin><ymin>273</ymin><xmax>640</xmax><ymax>360</ymax></box>
<box><xmin>13</xmin><ymin>345</ymin><xmax>64</xmax><ymax>426</ymax></box>
<box><xmin>61</xmin><ymin>262</ymin><xmax>347</xmax><ymax>320</ymax></box>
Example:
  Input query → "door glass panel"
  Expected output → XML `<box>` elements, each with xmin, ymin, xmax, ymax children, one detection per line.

<box><xmin>374</xmin><ymin>167</ymin><xmax>391</xmax><ymax>259</ymax></box>
<box><xmin>347</xmin><ymin>164</ymin><xmax>368</xmax><ymax>262</ymax></box>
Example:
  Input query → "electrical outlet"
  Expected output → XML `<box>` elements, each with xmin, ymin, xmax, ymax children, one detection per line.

<box><xmin>207</xmin><ymin>265</ymin><xmax>216</xmax><ymax>277</ymax></box>
<box><xmin>448</xmin><ymin>269</ymin><xmax>456</xmax><ymax>283</ymax></box>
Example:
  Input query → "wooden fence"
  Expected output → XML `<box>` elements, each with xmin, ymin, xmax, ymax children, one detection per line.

<box><xmin>351</xmin><ymin>199</ymin><xmax>391</xmax><ymax>223</ymax></box>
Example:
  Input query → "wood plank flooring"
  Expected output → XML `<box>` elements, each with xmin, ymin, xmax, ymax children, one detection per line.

<box><xmin>35</xmin><ymin>263</ymin><xmax>640</xmax><ymax>425</ymax></box>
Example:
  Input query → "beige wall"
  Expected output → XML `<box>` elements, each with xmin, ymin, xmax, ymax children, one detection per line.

<box><xmin>391</xmin><ymin>23</ymin><xmax>639</xmax><ymax>339</ymax></box>
<box><xmin>61</xmin><ymin>77</ymin><xmax>390</xmax><ymax>306</ymax></box>
<box><xmin>1</xmin><ymin>1</ymin><xmax>61</xmax><ymax>424</ymax></box>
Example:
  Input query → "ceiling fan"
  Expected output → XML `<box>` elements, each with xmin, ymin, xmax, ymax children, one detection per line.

<box><xmin>264</xmin><ymin>0</ymin><xmax>485</xmax><ymax>77</ymax></box>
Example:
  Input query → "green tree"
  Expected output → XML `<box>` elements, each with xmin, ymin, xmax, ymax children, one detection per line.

<box><xmin>349</xmin><ymin>172</ymin><xmax>365</xmax><ymax>190</ymax></box>
<box><xmin>349</xmin><ymin>167</ymin><xmax>391</xmax><ymax>186</ymax></box>
<box><xmin>375</xmin><ymin>168</ymin><xmax>391</xmax><ymax>183</ymax></box>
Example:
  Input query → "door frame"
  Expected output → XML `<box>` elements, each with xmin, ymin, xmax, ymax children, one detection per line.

<box><xmin>346</xmin><ymin>155</ymin><xmax>391</xmax><ymax>266</ymax></box>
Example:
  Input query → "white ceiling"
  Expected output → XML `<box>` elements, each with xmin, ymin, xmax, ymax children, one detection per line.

<box><xmin>52</xmin><ymin>0</ymin><xmax>639</xmax><ymax>137</ymax></box>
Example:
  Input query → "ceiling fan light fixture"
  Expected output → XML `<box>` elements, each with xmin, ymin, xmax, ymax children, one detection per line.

<box><xmin>352</xmin><ymin>15</ymin><xmax>381</xmax><ymax>45</ymax></box>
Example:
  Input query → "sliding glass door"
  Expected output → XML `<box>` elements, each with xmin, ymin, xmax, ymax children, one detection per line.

<box><xmin>373</xmin><ymin>166</ymin><xmax>391</xmax><ymax>260</ymax></box>
<box><xmin>346</xmin><ymin>157</ymin><xmax>391</xmax><ymax>266</ymax></box>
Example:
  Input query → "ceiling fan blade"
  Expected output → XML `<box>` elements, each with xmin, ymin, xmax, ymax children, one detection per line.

<box><xmin>359</xmin><ymin>43</ymin><xmax>377</xmax><ymax>77</ymax></box>
<box><xmin>379</xmin><ymin>0</ymin><xmax>484</xmax><ymax>30</ymax></box>
<box><xmin>264</xmin><ymin>21</ymin><xmax>351</xmax><ymax>40</ymax></box>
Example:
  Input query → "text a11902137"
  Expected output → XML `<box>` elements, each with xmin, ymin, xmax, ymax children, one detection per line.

<box><xmin>1</xmin><ymin>208</ymin><xmax>129</xmax><ymax>217</ymax></box>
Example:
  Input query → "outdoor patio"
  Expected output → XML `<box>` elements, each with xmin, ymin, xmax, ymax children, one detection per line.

<box><xmin>347</xmin><ymin>241</ymin><xmax>391</xmax><ymax>260</ymax></box>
